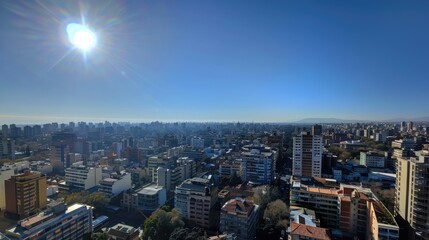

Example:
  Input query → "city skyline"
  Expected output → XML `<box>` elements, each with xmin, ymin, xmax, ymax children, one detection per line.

<box><xmin>1</xmin><ymin>1</ymin><xmax>429</xmax><ymax>123</ymax></box>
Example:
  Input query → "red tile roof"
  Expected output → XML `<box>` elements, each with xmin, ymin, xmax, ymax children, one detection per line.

<box><xmin>290</xmin><ymin>222</ymin><xmax>331</xmax><ymax>240</ymax></box>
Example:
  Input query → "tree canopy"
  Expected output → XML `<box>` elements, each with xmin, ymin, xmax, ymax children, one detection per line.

<box><xmin>142</xmin><ymin>209</ymin><xmax>185</xmax><ymax>240</ymax></box>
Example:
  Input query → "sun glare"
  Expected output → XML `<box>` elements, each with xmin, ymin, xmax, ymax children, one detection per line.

<box><xmin>67</xmin><ymin>23</ymin><xmax>96</xmax><ymax>52</ymax></box>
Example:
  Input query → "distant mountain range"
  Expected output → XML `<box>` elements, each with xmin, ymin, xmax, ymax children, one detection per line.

<box><xmin>294</xmin><ymin>117</ymin><xmax>429</xmax><ymax>124</ymax></box>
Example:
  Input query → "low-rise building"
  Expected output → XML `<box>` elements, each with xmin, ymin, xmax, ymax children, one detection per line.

<box><xmin>220</xmin><ymin>198</ymin><xmax>259</xmax><ymax>240</ymax></box>
<box><xmin>107</xmin><ymin>223</ymin><xmax>139</xmax><ymax>240</ymax></box>
<box><xmin>289</xmin><ymin>222</ymin><xmax>331</xmax><ymax>240</ymax></box>
<box><xmin>99</xmin><ymin>171</ymin><xmax>132</xmax><ymax>197</ymax></box>
<box><xmin>360</xmin><ymin>151</ymin><xmax>385</xmax><ymax>168</ymax></box>
<box><xmin>121</xmin><ymin>183</ymin><xmax>166</xmax><ymax>212</ymax></box>
<box><xmin>65</xmin><ymin>161</ymin><xmax>102</xmax><ymax>190</ymax></box>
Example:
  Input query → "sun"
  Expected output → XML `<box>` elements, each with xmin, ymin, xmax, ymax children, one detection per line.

<box><xmin>67</xmin><ymin>23</ymin><xmax>97</xmax><ymax>52</ymax></box>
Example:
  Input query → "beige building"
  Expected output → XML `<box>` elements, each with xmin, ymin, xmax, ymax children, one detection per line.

<box><xmin>175</xmin><ymin>177</ymin><xmax>218</xmax><ymax>229</ymax></box>
<box><xmin>395</xmin><ymin>151</ymin><xmax>429</xmax><ymax>239</ymax></box>
<box><xmin>0</xmin><ymin>167</ymin><xmax>14</xmax><ymax>211</ymax></box>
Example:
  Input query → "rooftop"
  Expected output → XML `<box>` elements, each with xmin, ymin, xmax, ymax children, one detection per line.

<box><xmin>222</xmin><ymin>198</ymin><xmax>257</xmax><ymax>218</ymax></box>
<box><xmin>290</xmin><ymin>222</ymin><xmax>331</xmax><ymax>240</ymax></box>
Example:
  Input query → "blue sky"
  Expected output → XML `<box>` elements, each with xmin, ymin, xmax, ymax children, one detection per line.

<box><xmin>1</xmin><ymin>0</ymin><xmax>428</xmax><ymax>124</ymax></box>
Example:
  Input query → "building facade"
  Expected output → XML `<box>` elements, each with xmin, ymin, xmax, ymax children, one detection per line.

<box><xmin>175</xmin><ymin>177</ymin><xmax>218</xmax><ymax>229</ymax></box>
<box><xmin>5</xmin><ymin>171</ymin><xmax>47</xmax><ymax>219</ymax></box>
<box><xmin>65</xmin><ymin>162</ymin><xmax>102</xmax><ymax>190</ymax></box>
<box><xmin>293</xmin><ymin>132</ymin><xmax>323</xmax><ymax>177</ymax></box>
<box><xmin>220</xmin><ymin>198</ymin><xmax>259</xmax><ymax>240</ymax></box>
<box><xmin>5</xmin><ymin>203</ymin><xmax>93</xmax><ymax>240</ymax></box>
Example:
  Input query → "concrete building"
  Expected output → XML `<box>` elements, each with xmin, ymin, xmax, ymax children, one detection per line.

<box><xmin>339</xmin><ymin>140</ymin><xmax>366</xmax><ymax>151</ymax></box>
<box><xmin>219</xmin><ymin>160</ymin><xmax>241</xmax><ymax>177</ymax></box>
<box><xmin>395</xmin><ymin>151</ymin><xmax>429</xmax><ymax>239</ymax></box>
<box><xmin>290</xmin><ymin>177</ymin><xmax>399</xmax><ymax>239</ymax></box>
<box><xmin>107</xmin><ymin>223</ymin><xmax>139</xmax><ymax>240</ymax></box>
<box><xmin>312</xmin><ymin>124</ymin><xmax>323</xmax><ymax>136</ymax></box>
<box><xmin>175</xmin><ymin>177</ymin><xmax>218</xmax><ymax>228</ymax></box>
<box><xmin>391</xmin><ymin>139</ymin><xmax>416</xmax><ymax>150</ymax></box>
<box><xmin>241</xmin><ymin>147</ymin><xmax>277</xmax><ymax>184</ymax></box>
<box><xmin>5</xmin><ymin>171</ymin><xmax>47</xmax><ymax>219</ymax></box>
<box><xmin>191</xmin><ymin>137</ymin><xmax>205</xmax><ymax>149</ymax></box>
<box><xmin>99</xmin><ymin>172</ymin><xmax>132</xmax><ymax>197</ymax></box>
<box><xmin>65</xmin><ymin>161</ymin><xmax>102</xmax><ymax>190</ymax></box>
<box><xmin>1</xmin><ymin>138</ymin><xmax>15</xmax><ymax>160</ymax></box>
<box><xmin>293</xmin><ymin>132</ymin><xmax>323</xmax><ymax>177</ymax></box>
<box><xmin>49</xmin><ymin>144</ymin><xmax>69</xmax><ymax>172</ymax></box>
<box><xmin>360</xmin><ymin>151</ymin><xmax>386</xmax><ymax>168</ymax></box>
<box><xmin>121</xmin><ymin>183</ymin><xmax>167</xmax><ymax>211</ymax></box>
<box><xmin>0</xmin><ymin>168</ymin><xmax>14</xmax><ymax>211</ymax></box>
<box><xmin>220</xmin><ymin>198</ymin><xmax>259</xmax><ymax>240</ymax></box>
<box><xmin>5</xmin><ymin>202</ymin><xmax>93</xmax><ymax>240</ymax></box>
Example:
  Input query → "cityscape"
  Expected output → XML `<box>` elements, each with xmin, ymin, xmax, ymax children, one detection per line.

<box><xmin>1</xmin><ymin>1</ymin><xmax>429</xmax><ymax>240</ymax></box>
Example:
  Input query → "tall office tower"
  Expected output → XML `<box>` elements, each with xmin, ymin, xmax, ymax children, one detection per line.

<box><xmin>50</xmin><ymin>144</ymin><xmax>69</xmax><ymax>172</ymax></box>
<box><xmin>400</xmin><ymin>121</ymin><xmax>407</xmax><ymax>132</ymax></box>
<box><xmin>1</xmin><ymin>124</ymin><xmax>8</xmax><ymax>137</ymax></box>
<box><xmin>293</xmin><ymin>132</ymin><xmax>323</xmax><ymax>177</ymax></box>
<box><xmin>1</xmin><ymin>138</ymin><xmax>16</xmax><ymax>160</ymax></box>
<box><xmin>312</xmin><ymin>124</ymin><xmax>322</xmax><ymax>136</ymax></box>
<box><xmin>5</xmin><ymin>171</ymin><xmax>47</xmax><ymax>219</ymax></box>
<box><xmin>395</xmin><ymin>151</ymin><xmax>429</xmax><ymax>239</ymax></box>
<box><xmin>407</xmin><ymin>121</ymin><xmax>414</xmax><ymax>132</ymax></box>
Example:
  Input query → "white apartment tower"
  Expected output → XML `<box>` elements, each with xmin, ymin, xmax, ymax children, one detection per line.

<box><xmin>293</xmin><ymin>132</ymin><xmax>323</xmax><ymax>177</ymax></box>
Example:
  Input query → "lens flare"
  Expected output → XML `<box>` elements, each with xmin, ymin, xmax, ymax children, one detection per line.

<box><xmin>67</xmin><ymin>23</ymin><xmax>96</xmax><ymax>51</ymax></box>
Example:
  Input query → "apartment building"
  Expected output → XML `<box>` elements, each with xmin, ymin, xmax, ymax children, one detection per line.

<box><xmin>5</xmin><ymin>171</ymin><xmax>47</xmax><ymax>219</ymax></box>
<box><xmin>220</xmin><ymin>198</ymin><xmax>259</xmax><ymax>240</ymax></box>
<box><xmin>65</xmin><ymin>161</ymin><xmax>102</xmax><ymax>190</ymax></box>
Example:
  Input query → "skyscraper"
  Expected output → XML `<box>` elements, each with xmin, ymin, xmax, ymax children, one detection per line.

<box><xmin>293</xmin><ymin>132</ymin><xmax>323</xmax><ymax>177</ymax></box>
<box><xmin>312</xmin><ymin>124</ymin><xmax>322</xmax><ymax>136</ymax></box>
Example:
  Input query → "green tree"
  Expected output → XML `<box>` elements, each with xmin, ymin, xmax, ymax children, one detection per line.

<box><xmin>263</xmin><ymin>199</ymin><xmax>289</xmax><ymax>228</ymax></box>
<box><xmin>169</xmin><ymin>227</ymin><xmax>206</xmax><ymax>240</ymax></box>
<box><xmin>142</xmin><ymin>209</ymin><xmax>185</xmax><ymax>240</ymax></box>
<box><xmin>91</xmin><ymin>232</ymin><xmax>108</xmax><ymax>240</ymax></box>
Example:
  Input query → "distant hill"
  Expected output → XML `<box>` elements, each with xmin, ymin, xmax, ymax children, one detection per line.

<box><xmin>382</xmin><ymin>117</ymin><xmax>429</xmax><ymax>122</ymax></box>
<box><xmin>294</xmin><ymin>116</ymin><xmax>429</xmax><ymax>124</ymax></box>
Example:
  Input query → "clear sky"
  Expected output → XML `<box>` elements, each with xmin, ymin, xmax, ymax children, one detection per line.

<box><xmin>1</xmin><ymin>0</ymin><xmax>428</xmax><ymax>124</ymax></box>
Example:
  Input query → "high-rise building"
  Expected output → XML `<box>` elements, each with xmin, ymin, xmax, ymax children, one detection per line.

<box><xmin>0</xmin><ymin>168</ymin><xmax>14</xmax><ymax>211</ymax></box>
<box><xmin>407</xmin><ymin>121</ymin><xmax>414</xmax><ymax>132</ymax></box>
<box><xmin>240</xmin><ymin>146</ymin><xmax>277</xmax><ymax>184</ymax></box>
<box><xmin>293</xmin><ymin>132</ymin><xmax>323</xmax><ymax>177</ymax></box>
<box><xmin>1</xmin><ymin>124</ymin><xmax>8</xmax><ymax>137</ymax></box>
<box><xmin>401</xmin><ymin>121</ymin><xmax>407</xmax><ymax>132</ymax></box>
<box><xmin>220</xmin><ymin>198</ymin><xmax>260</xmax><ymax>240</ymax></box>
<box><xmin>312</xmin><ymin>124</ymin><xmax>322</xmax><ymax>136</ymax></box>
<box><xmin>395</xmin><ymin>151</ymin><xmax>429</xmax><ymax>239</ymax></box>
<box><xmin>50</xmin><ymin>144</ymin><xmax>69</xmax><ymax>172</ymax></box>
<box><xmin>5</xmin><ymin>171</ymin><xmax>47</xmax><ymax>219</ymax></box>
<box><xmin>175</xmin><ymin>177</ymin><xmax>218</xmax><ymax>229</ymax></box>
